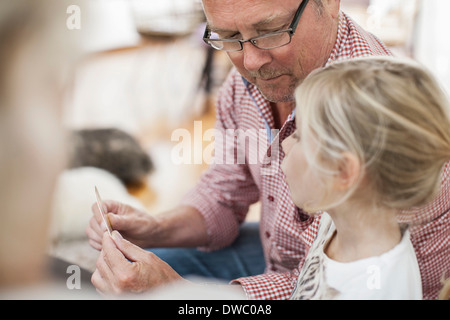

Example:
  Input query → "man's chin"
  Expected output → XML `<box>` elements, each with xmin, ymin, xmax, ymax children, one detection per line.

<box><xmin>255</xmin><ymin>78</ymin><xmax>296</xmax><ymax>103</ymax></box>
<box><xmin>258</xmin><ymin>87</ymin><xmax>296</xmax><ymax>103</ymax></box>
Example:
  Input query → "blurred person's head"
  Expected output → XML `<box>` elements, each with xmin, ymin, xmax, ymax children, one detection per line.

<box><xmin>0</xmin><ymin>0</ymin><xmax>80</xmax><ymax>287</ymax></box>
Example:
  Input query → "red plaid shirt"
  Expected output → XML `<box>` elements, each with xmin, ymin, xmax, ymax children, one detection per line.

<box><xmin>181</xmin><ymin>12</ymin><xmax>449</xmax><ymax>300</ymax></box>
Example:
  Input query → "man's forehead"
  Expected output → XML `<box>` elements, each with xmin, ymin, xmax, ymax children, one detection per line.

<box><xmin>202</xmin><ymin>0</ymin><xmax>294</xmax><ymax>32</ymax></box>
<box><xmin>207</xmin><ymin>14</ymin><xmax>289</xmax><ymax>33</ymax></box>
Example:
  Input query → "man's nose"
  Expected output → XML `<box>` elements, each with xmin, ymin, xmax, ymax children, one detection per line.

<box><xmin>242</xmin><ymin>42</ymin><xmax>272</xmax><ymax>73</ymax></box>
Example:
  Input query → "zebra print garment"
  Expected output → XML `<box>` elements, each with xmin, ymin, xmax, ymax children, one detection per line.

<box><xmin>291</xmin><ymin>214</ymin><xmax>339</xmax><ymax>300</ymax></box>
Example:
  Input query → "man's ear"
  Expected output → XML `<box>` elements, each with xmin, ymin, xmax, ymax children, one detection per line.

<box><xmin>333</xmin><ymin>152</ymin><xmax>361</xmax><ymax>191</ymax></box>
<box><xmin>323</xmin><ymin>0</ymin><xmax>340</xmax><ymax>19</ymax></box>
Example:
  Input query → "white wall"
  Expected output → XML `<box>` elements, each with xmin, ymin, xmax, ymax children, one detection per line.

<box><xmin>414</xmin><ymin>0</ymin><xmax>450</xmax><ymax>96</ymax></box>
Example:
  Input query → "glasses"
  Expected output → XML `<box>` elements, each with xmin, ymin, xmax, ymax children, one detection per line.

<box><xmin>203</xmin><ymin>0</ymin><xmax>309</xmax><ymax>52</ymax></box>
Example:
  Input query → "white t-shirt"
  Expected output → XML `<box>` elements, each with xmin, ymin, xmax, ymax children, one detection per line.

<box><xmin>291</xmin><ymin>213</ymin><xmax>422</xmax><ymax>300</ymax></box>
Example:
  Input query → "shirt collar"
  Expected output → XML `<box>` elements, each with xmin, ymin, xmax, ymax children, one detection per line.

<box><xmin>326</xmin><ymin>11</ymin><xmax>350</xmax><ymax>65</ymax></box>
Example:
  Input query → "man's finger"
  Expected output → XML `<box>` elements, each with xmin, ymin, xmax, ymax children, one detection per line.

<box><xmin>110</xmin><ymin>231</ymin><xmax>147</xmax><ymax>263</ymax></box>
<box><xmin>88</xmin><ymin>215</ymin><xmax>104</xmax><ymax>237</ymax></box>
<box><xmin>91</xmin><ymin>202</ymin><xmax>103</xmax><ymax>225</ymax></box>
<box><xmin>106</xmin><ymin>212</ymin><xmax>123</xmax><ymax>232</ymax></box>
<box><xmin>91</xmin><ymin>268</ymin><xmax>109</xmax><ymax>294</ymax></box>
<box><xmin>103</xmin><ymin>200</ymin><xmax>130</xmax><ymax>217</ymax></box>
<box><xmin>101</xmin><ymin>232</ymin><xmax>130</xmax><ymax>267</ymax></box>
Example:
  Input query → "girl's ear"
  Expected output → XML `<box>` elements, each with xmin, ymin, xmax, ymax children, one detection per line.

<box><xmin>333</xmin><ymin>152</ymin><xmax>361</xmax><ymax>191</ymax></box>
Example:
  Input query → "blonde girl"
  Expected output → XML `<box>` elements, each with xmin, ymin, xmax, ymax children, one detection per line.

<box><xmin>281</xmin><ymin>57</ymin><xmax>450</xmax><ymax>299</ymax></box>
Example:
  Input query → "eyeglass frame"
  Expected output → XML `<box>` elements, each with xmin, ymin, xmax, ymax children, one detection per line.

<box><xmin>202</xmin><ymin>0</ymin><xmax>310</xmax><ymax>52</ymax></box>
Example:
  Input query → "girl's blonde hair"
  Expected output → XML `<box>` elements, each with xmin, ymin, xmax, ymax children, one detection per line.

<box><xmin>295</xmin><ymin>56</ymin><xmax>450</xmax><ymax>213</ymax></box>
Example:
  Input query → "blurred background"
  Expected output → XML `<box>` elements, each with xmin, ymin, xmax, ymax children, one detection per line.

<box><xmin>3</xmin><ymin>0</ymin><xmax>449</xmax><ymax>283</ymax></box>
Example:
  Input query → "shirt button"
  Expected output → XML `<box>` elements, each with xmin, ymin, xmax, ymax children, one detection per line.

<box><xmin>267</xmin><ymin>195</ymin><xmax>274</xmax><ymax>202</ymax></box>
<box><xmin>265</xmin><ymin>231</ymin><xmax>271</xmax><ymax>238</ymax></box>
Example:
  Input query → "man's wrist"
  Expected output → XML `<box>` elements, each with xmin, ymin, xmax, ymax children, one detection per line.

<box><xmin>152</xmin><ymin>206</ymin><xmax>208</xmax><ymax>248</ymax></box>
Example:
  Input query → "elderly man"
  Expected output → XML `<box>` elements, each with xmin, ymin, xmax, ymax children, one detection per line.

<box><xmin>88</xmin><ymin>0</ymin><xmax>448</xmax><ymax>300</ymax></box>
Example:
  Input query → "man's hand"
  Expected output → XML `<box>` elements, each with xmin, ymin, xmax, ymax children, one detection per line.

<box><xmin>86</xmin><ymin>201</ymin><xmax>209</xmax><ymax>251</ymax></box>
<box><xmin>86</xmin><ymin>200</ymin><xmax>157</xmax><ymax>250</ymax></box>
<box><xmin>91</xmin><ymin>231</ymin><xmax>185</xmax><ymax>295</ymax></box>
